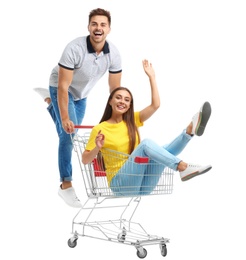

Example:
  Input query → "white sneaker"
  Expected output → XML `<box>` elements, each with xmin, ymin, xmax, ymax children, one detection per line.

<box><xmin>180</xmin><ymin>164</ymin><xmax>212</xmax><ymax>181</ymax></box>
<box><xmin>192</xmin><ymin>102</ymin><xmax>211</xmax><ymax>136</ymax></box>
<box><xmin>33</xmin><ymin>88</ymin><xmax>50</xmax><ymax>101</ymax></box>
<box><xmin>58</xmin><ymin>185</ymin><xmax>82</xmax><ymax>208</ymax></box>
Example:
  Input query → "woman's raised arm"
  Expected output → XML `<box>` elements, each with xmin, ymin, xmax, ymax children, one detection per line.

<box><xmin>139</xmin><ymin>60</ymin><xmax>160</xmax><ymax>123</ymax></box>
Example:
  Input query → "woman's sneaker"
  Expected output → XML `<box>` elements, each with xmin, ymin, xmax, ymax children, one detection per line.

<box><xmin>192</xmin><ymin>101</ymin><xmax>211</xmax><ymax>136</ymax></box>
<box><xmin>180</xmin><ymin>163</ymin><xmax>212</xmax><ymax>181</ymax></box>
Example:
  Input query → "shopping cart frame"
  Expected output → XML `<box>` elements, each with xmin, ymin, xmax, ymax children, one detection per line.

<box><xmin>67</xmin><ymin>125</ymin><xmax>174</xmax><ymax>258</ymax></box>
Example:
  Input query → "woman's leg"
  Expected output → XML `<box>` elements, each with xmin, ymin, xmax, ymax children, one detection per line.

<box><xmin>111</xmin><ymin>132</ymin><xmax>191</xmax><ymax>196</ymax></box>
<box><xmin>110</xmin><ymin>136</ymin><xmax>177</xmax><ymax>196</ymax></box>
<box><xmin>163</xmin><ymin>129</ymin><xmax>192</xmax><ymax>156</ymax></box>
<box><xmin>139</xmin><ymin>131</ymin><xmax>192</xmax><ymax>193</ymax></box>
<box><xmin>139</xmin><ymin>159</ymin><xmax>165</xmax><ymax>195</ymax></box>
<box><xmin>110</xmin><ymin>155</ymin><xmax>146</xmax><ymax>196</ymax></box>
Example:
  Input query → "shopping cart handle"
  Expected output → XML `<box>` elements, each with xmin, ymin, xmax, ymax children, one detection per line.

<box><xmin>134</xmin><ymin>157</ymin><xmax>149</xmax><ymax>164</ymax></box>
<box><xmin>74</xmin><ymin>125</ymin><xmax>94</xmax><ymax>129</ymax></box>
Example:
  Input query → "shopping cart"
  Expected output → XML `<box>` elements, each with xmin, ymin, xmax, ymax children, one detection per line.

<box><xmin>67</xmin><ymin>126</ymin><xmax>175</xmax><ymax>258</ymax></box>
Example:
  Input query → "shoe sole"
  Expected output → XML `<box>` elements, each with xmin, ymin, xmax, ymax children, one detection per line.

<box><xmin>181</xmin><ymin>166</ymin><xmax>212</xmax><ymax>181</ymax></box>
<box><xmin>195</xmin><ymin>102</ymin><xmax>212</xmax><ymax>136</ymax></box>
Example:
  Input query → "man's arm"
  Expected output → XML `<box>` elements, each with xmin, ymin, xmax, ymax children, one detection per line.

<box><xmin>108</xmin><ymin>72</ymin><xmax>122</xmax><ymax>93</ymax></box>
<box><xmin>58</xmin><ymin>66</ymin><xmax>74</xmax><ymax>133</ymax></box>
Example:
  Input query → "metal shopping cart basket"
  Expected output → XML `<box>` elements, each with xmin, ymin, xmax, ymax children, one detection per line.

<box><xmin>68</xmin><ymin>126</ymin><xmax>174</xmax><ymax>258</ymax></box>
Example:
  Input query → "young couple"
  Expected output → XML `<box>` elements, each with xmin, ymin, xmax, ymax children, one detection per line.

<box><xmin>34</xmin><ymin>8</ymin><xmax>212</xmax><ymax>208</ymax></box>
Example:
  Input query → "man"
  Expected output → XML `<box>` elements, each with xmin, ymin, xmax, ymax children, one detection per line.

<box><xmin>34</xmin><ymin>8</ymin><xmax>122</xmax><ymax>208</ymax></box>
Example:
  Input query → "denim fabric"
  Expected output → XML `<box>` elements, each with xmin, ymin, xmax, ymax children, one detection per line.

<box><xmin>48</xmin><ymin>86</ymin><xmax>87</xmax><ymax>181</ymax></box>
<box><xmin>110</xmin><ymin>130</ymin><xmax>192</xmax><ymax>196</ymax></box>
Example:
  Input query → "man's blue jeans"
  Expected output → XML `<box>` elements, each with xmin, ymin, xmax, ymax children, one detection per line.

<box><xmin>48</xmin><ymin>86</ymin><xmax>87</xmax><ymax>182</ymax></box>
<box><xmin>110</xmin><ymin>130</ymin><xmax>192</xmax><ymax>195</ymax></box>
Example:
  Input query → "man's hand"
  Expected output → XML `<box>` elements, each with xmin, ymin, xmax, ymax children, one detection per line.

<box><xmin>62</xmin><ymin>119</ymin><xmax>75</xmax><ymax>134</ymax></box>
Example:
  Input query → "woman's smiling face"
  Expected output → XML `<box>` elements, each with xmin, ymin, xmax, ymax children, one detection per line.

<box><xmin>109</xmin><ymin>89</ymin><xmax>132</xmax><ymax>114</ymax></box>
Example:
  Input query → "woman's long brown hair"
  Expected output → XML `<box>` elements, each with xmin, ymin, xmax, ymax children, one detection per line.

<box><xmin>99</xmin><ymin>87</ymin><xmax>140</xmax><ymax>154</ymax></box>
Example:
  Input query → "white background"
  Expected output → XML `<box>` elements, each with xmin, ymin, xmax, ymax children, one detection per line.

<box><xmin>1</xmin><ymin>0</ymin><xmax>246</xmax><ymax>259</ymax></box>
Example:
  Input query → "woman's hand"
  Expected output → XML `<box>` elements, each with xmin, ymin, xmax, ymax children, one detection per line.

<box><xmin>142</xmin><ymin>59</ymin><xmax>155</xmax><ymax>79</ymax></box>
<box><xmin>95</xmin><ymin>130</ymin><xmax>105</xmax><ymax>149</ymax></box>
<box><xmin>139</xmin><ymin>59</ymin><xmax>160</xmax><ymax>123</ymax></box>
<box><xmin>82</xmin><ymin>130</ymin><xmax>104</xmax><ymax>164</ymax></box>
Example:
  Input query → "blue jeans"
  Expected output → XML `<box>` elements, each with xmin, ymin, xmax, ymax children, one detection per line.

<box><xmin>48</xmin><ymin>86</ymin><xmax>87</xmax><ymax>182</ymax></box>
<box><xmin>110</xmin><ymin>130</ymin><xmax>192</xmax><ymax>196</ymax></box>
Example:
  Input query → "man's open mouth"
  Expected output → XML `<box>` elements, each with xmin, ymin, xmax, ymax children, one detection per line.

<box><xmin>94</xmin><ymin>31</ymin><xmax>103</xmax><ymax>36</ymax></box>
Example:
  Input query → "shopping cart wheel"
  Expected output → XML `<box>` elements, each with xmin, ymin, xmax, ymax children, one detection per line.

<box><xmin>67</xmin><ymin>238</ymin><xmax>77</xmax><ymax>248</ymax></box>
<box><xmin>160</xmin><ymin>244</ymin><xmax>167</xmax><ymax>257</ymax></box>
<box><xmin>117</xmin><ymin>233</ymin><xmax>126</xmax><ymax>242</ymax></box>
<box><xmin>136</xmin><ymin>247</ymin><xmax>147</xmax><ymax>259</ymax></box>
<box><xmin>117</xmin><ymin>227</ymin><xmax>126</xmax><ymax>242</ymax></box>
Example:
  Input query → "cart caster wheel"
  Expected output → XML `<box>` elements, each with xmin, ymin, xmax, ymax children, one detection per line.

<box><xmin>117</xmin><ymin>233</ymin><xmax>126</xmax><ymax>243</ymax></box>
<box><xmin>160</xmin><ymin>244</ymin><xmax>167</xmax><ymax>257</ymax></box>
<box><xmin>67</xmin><ymin>238</ymin><xmax>77</xmax><ymax>248</ymax></box>
<box><xmin>117</xmin><ymin>227</ymin><xmax>126</xmax><ymax>242</ymax></box>
<box><xmin>136</xmin><ymin>248</ymin><xmax>147</xmax><ymax>259</ymax></box>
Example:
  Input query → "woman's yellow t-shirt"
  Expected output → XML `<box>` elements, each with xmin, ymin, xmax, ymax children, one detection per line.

<box><xmin>85</xmin><ymin>112</ymin><xmax>143</xmax><ymax>184</ymax></box>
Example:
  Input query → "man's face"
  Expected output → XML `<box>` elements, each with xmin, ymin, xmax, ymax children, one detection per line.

<box><xmin>88</xmin><ymin>15</ymin><xmax>111</xmax><ymax>44</ymax></box>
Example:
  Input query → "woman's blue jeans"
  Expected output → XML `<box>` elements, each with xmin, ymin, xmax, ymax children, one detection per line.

<box><xmin>48</xmin><ymin>86</ymin><xmax>87</xmax><ymax>182</ymax></box>
<box><xmin>110</xmin><ymin>130</ymin><xmax>192</xmax><ymax>196</ymax></box>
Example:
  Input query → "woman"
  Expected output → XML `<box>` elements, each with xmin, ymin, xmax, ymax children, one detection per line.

<box><xmin>82</xmin><ymin>60</ymin><xmax>212</xmax><ymax>196</ymax></box>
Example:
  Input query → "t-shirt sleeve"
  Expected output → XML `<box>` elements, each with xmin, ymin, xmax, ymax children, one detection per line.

<box><xmin>85</xmin><ymin>127</ymin><xmax>98</xmax><ymax>151</ymax></box>
<box><xmin>58</xmin><ymin>38</ymin><xmax>83</xmax><ymax>70</ymax></box>
<box><xmin>134</xmin><ymin>111</ymin><xmax>144</xmax><ymax>127</ymax></box>
<box><xmin>108</xmin><ymin>43</ymin><xmax>122</xmax><ymax>73</ymax></box>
